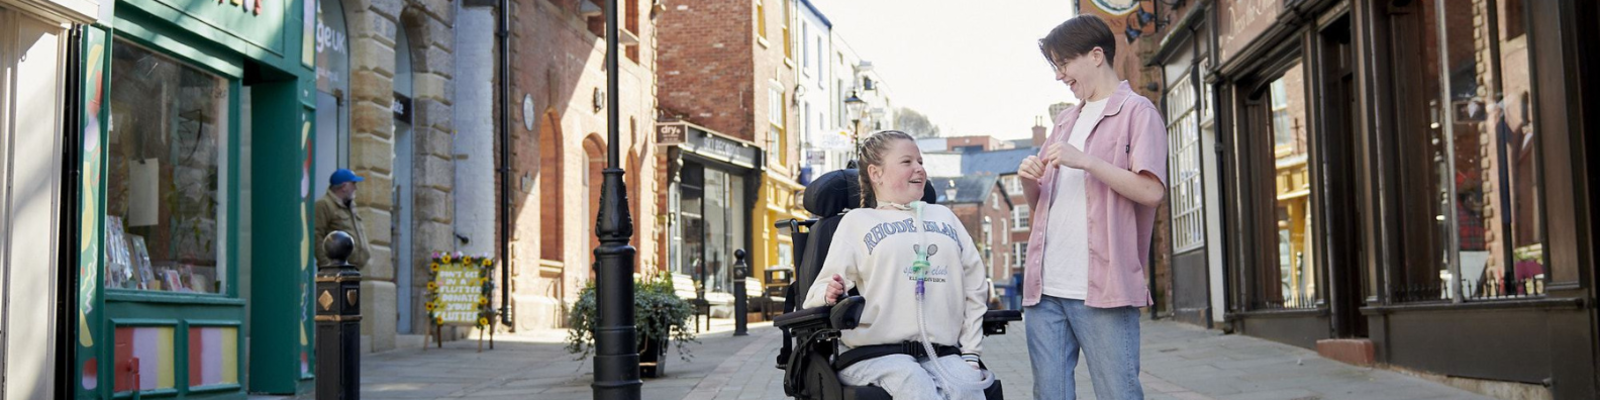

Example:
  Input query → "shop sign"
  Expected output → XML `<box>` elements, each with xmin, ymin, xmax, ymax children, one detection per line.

<box><xmin>657</xmin><ymin>122</ymin><xmax>686</xmax><ymax>146</ymax></box>
<box><xmin>1217</xmin><ymin>0</ymin><xmax>1280</xmax><ymax>63</ymax></box>
<box><xmin>314</xmin><ymin>0</ymin><xmax>349</xmax><ymax>91</ymax></box>
<box><xmin>685</xmin><ymin>129</ymin><xmax>758</xmax><ymax>168</ymax></box>
<box><xmin>392</xmin><ymin>93</ymin><xmax>413</xmax><ymax>123</ymax></box>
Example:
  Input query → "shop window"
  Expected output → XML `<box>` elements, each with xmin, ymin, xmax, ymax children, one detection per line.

<box><xmin>1167</xmin><ymin>74</ymin><xmax>1204</xmax><ymax>253</ymax></box>
<box><xmin>106</xmin><ymin>40</ymin><xmax>230</xmax><ymax>295</ymax></box>
<box><xmin>1247</xmin><ymin>60</ymin><xmax>1318</xmax><ymax>310</ymax></box>
<box><xmin>1388</xmin><ymin>0</ymin><xmax>1546</xmax><ymax>302</ymax></box>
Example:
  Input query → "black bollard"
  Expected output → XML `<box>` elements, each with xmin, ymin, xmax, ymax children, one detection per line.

<box><xmin>733</xmin><ymin>249</ymin><xmax>748</xmax><ymax>336</ymax></box>
<box><xmin>316</xmin><ymin>231</ymin><xmax>361</xmax><ymax>400</ymax></box>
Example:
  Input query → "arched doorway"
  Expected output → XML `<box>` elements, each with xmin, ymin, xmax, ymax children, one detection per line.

<box><xmin>538</xmin><ymin>112</ymin><xmax>563</xmax><ymax>265</ymax></box>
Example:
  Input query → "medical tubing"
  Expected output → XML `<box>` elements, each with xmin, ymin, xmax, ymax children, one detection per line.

<box><xmin>909</xmin><ymin>202</ymin><xmax>994</xmax><ymax>393</ymax></box>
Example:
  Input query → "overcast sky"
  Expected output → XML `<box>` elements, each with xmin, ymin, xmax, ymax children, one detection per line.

<box><xmin>807</xmin><ymin>0</ymin><xmax>1078</xmax><ymax>140</ymax></box>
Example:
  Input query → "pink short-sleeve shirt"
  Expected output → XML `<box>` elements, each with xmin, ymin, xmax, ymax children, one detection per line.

<box><xmin>1023</xmin><ymin>81</ymin><xmax>1169</xmax><ymax>309</ymax></box>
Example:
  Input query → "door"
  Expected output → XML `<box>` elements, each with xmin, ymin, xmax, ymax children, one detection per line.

<box><xmin>1</xmin><ymin>9</ymin><xmax>67</xmax><ymax>398</ymax></box>
<box><xmin>1316</xmin><ymin>14</ymin><xmax>1367</xmax><ymax>338</ymax></box>
<box><xmin>393</xmin><ymin>28</ymin><xmax>414</xmax><ymax>334</ymax></box>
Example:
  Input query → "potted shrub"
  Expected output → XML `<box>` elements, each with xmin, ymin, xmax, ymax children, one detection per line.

<box><xmin>565</xmin><ymin>274</ymin><xmax>698</xmax><ymax>377</ymax></box>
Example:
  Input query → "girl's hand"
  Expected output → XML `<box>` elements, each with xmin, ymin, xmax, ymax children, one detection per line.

<box><xmin>825</xmin><ymin>274</ymin><xmax>846</xmax><ymax>305</ymax></box>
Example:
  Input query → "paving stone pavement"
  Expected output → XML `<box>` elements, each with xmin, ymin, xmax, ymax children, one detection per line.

<box><xmin>355</xmin><ymin>317</ymin><xmax>1501</xmax><ymax>400</ymax></box>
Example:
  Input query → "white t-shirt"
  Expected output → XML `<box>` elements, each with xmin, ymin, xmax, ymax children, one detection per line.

<box><xmin>801</xmin><ymin>205</ymin><xmax>989</xmax><ymax>356</ymax></box>
<box><xmin>1042</xmin><ymin>97</ymin><xmax>1108</xmax><ymax>300</ymax></box>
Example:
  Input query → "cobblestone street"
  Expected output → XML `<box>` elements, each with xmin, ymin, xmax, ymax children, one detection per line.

<box><xmin>356</xmin><ymin>317</ymin><xmax>1497</xmax><ymax>400</ymax></box>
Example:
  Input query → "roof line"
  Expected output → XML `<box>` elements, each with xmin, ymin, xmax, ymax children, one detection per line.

<box><xmin>798</xmin><ymin>0</ymin><xmax>833</xmax><ymax>28</ymax></box>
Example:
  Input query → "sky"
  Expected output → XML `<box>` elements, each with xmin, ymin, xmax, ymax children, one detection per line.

<box><xmin>807</xmin><ymin>0</ymin><xmax>1078</xmax><ymax>141</ymax></box>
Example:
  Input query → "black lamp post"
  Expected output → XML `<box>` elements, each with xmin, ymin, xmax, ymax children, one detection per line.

<box><xmin>592</xmin><ymin>0</ymin><xmax>641</xmax><ymax>398</ymax></box>
<box><xmin>844</xmin><ymin>92</ymin><xmax>866</xmax><ymax>161</ymax></box>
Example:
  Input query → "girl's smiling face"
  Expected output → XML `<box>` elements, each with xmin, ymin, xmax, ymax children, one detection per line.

<box><xmin>868</xmin><ymin>138</ymin><xmax>927</xmax><ymax>205</ymax></box>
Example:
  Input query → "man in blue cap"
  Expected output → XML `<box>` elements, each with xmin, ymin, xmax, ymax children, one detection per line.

<box><xmin>315</xmin><ymin>168</ymin><xmax>371</xmax><ymax>269</ymax></box>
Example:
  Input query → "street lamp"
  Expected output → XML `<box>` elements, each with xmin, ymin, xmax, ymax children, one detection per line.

<box><xmin>594</xmin><ymin>0</ymin><xmax>641</xmax><ymax>398</ymax></box>
<box><xmin>844</xmin><ymin>92</ymin><xmax>866</xmax><ymax>164</ymax></box>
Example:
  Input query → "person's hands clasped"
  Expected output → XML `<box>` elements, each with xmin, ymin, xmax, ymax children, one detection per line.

<box><xmin>824</xmin><ymin>274</ymin><xmax>847</xmax><ymax>306</ymax></box>
<box><xmin>1042</xmin><ymin>142</ymin><xmax>1094</xmax><ymax>170</ymax></box>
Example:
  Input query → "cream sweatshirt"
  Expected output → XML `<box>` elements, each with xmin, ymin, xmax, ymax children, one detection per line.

<box><xmin>802</xmin><ymin>205</ymin><xmax>989</xmax><ymax>357</ymax></box>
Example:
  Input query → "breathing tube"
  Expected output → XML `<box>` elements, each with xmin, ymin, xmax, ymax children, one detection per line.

<box><xmin>908</xmin><ymin>201</ymin><xmax>995</xmax><ymax>394</ymax></box>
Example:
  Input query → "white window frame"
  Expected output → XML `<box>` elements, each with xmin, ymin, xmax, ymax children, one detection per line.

<box><xmin>1003</xmin><ymin>175</ymin><xmax>1023</xmax><ymax>195</ymax></box>
<box><xmin>1167</xmin><ymin>74</ymin><xmax>1205</xmax><ymax>253</ymax></box>
<box><xmin>1012</xmin><ymin>204</ymin><xmax>1029</xmax><ymax>230</ymax></box>
<box><xmin>1014</xmin><ymin>242</ymin><xmax>1027</xmax><ymax>267</ymax></box>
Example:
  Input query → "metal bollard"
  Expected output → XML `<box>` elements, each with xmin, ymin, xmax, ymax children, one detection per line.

<box><xmin>733</xmin><ymin>249</ymin><xmax>748</xmax><ymax>336</ymax></box>
<box><xmin>316</xmin><ymin>231</ymin><xmax>361</xmax><ymax>400</ymax></box>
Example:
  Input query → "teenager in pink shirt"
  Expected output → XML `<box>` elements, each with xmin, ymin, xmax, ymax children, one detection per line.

<box><xmin>1018</xmin><ymin>15</ymin><xmax>1169</xmax><ymax>400</ymax></box>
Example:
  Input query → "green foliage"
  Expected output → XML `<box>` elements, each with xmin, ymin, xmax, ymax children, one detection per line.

<box><xmin>565</xmin><ymin>275</ymin><xmax>699</xmax><ymax>361</ymax></box>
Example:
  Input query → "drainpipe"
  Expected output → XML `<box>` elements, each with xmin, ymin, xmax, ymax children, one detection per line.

<box><xmin>497</xmin><ymin>0</ymin><xmax>512</xmax><ymax>326</ymax></box>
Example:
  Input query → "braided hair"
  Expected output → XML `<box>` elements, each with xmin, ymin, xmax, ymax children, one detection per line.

<box><xmin>856</xmin><ymin>130</ymin><xmax>916</xmax><ymax>209</ymax></box>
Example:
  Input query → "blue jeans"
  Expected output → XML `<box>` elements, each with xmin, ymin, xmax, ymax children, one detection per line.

<box><xmin>1024</xmin><ymin>296</ymin><xmax>1143</xmax><ymax>400</ymax></box>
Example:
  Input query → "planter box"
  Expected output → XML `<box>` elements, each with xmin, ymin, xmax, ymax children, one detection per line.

<box><xmin>639</xmin><ymin>337</ymin><xmax>669</xmax><ymax>378</ymax></box>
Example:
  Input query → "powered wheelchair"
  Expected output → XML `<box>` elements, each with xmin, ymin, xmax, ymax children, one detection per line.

<box><xmin>771</xmin><ymin>168</ymin><xmax>1022</xmax><ymax>400</ymax></box>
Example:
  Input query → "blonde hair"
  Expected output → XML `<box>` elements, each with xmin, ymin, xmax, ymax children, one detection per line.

<box><xmin>856</xmin><ymin>130</ymin><xmax>916</xmax><ymax>209</ymax></box>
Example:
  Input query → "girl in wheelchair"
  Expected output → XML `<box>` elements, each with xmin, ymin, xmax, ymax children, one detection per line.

<box><xmin>802</xmin><ymin>130</ymin><xmax>995</xmax><ymax>400</ymax></box>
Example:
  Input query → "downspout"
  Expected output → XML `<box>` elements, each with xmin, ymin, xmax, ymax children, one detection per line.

<box><xmin>56</xmin><ymin>25</ymin><xmax>85</xmax><ymax>397</ymax></box>
<box><xmin>497</xmin><ymin>0</ymin><xmax>512</xmax><ymax>325</ymax></box>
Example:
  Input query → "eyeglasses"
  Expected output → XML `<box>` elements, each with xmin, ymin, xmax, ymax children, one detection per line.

<box><xmin>1050</xmin><ymin>58</ymin><xmax>1071</xmax><ymax>71</ymax></box>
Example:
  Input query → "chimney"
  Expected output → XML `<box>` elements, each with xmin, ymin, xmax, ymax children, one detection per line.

<box><xmin>1032</xmin><ymin>116</ymin><xmax>1048</xmax><ymax>147</ymax></box>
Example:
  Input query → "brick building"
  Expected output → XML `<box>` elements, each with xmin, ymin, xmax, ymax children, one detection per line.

<box><xmin>501</xmin><ymin>0</ymin><xmax>663</xmax><ymax>331</ymax></box>
<box><xmin>929</xmin><ymin>176</ymin><xmax>1014</xmax><ymax>308</ymax></box>
<box><xmin>655</xmin><ymin>0</ymin><xmax>806</xmax><ymax>311</ymax></box>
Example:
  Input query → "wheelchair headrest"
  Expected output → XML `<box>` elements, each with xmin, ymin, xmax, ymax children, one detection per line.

<box><xmin>803</xmin><ymin>168</ymin><xmax>941</xmax><ymax>217</ymax></box>
<box><xmin>803</xmin><ymin>169</ymin><xmax>861</xmax><ymax>217</ymax></box>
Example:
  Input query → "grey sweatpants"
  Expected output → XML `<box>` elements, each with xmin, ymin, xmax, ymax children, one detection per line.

<box><xmin>837</xmin><ymin>353</ymin><xmax>987</xmax><ymax>400</ymax></box>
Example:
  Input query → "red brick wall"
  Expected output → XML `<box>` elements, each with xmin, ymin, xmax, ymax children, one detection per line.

<box><xmin>947</xmin><ymin>186</ymin><xmax>1016</xmax><ymax>293</ymax></box>
<box><xmin>657</xmin><ymin>0</ymin><xmax>757</xmax><ymax>141</ymax></box>
<box><xmin>500</xmin><ymin>0</ymin><xmax>661</xmax><ymax>329</ymax></box>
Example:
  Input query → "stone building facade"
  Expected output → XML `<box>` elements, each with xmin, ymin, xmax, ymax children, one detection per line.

<box><xmin>316</xmin><ymin>0</ymin><xmax>460</xmax><ymax>352</ymax></box>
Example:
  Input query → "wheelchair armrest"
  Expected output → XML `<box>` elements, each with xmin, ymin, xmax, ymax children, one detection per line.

<box><xmin>773</xmin><ymin>296</ymin><xmax>865</xmax><ymax>331</ymax></box>
<box><xmin>982</xmin><ymin>309</ymin><xmax>1022</xmax><ymax>336</ymax></box>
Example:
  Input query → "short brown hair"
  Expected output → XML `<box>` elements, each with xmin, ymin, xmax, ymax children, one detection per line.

<box><xmin>1039</xmin><ymin>14</ymin><xmax>1116</xmax><ymax>68</ymax></box>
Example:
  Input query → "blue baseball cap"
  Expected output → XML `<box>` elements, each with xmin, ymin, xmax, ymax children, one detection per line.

<box><xmin>330</xmin><ymin>168</ymin><xmax>365</xmax><ymax>187</ymax></box>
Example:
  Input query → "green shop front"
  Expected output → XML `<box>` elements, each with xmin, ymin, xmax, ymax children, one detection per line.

<box><xmin>73</xmin><ymin>0</ymin><xmax>319</xmax><ymax>395</ymax></box>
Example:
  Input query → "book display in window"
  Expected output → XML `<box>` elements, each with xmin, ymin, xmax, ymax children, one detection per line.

<box><xmin>105</xmin><ymin>216</ymin><xmax>133</xmax><ymax>289</ymax></box>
